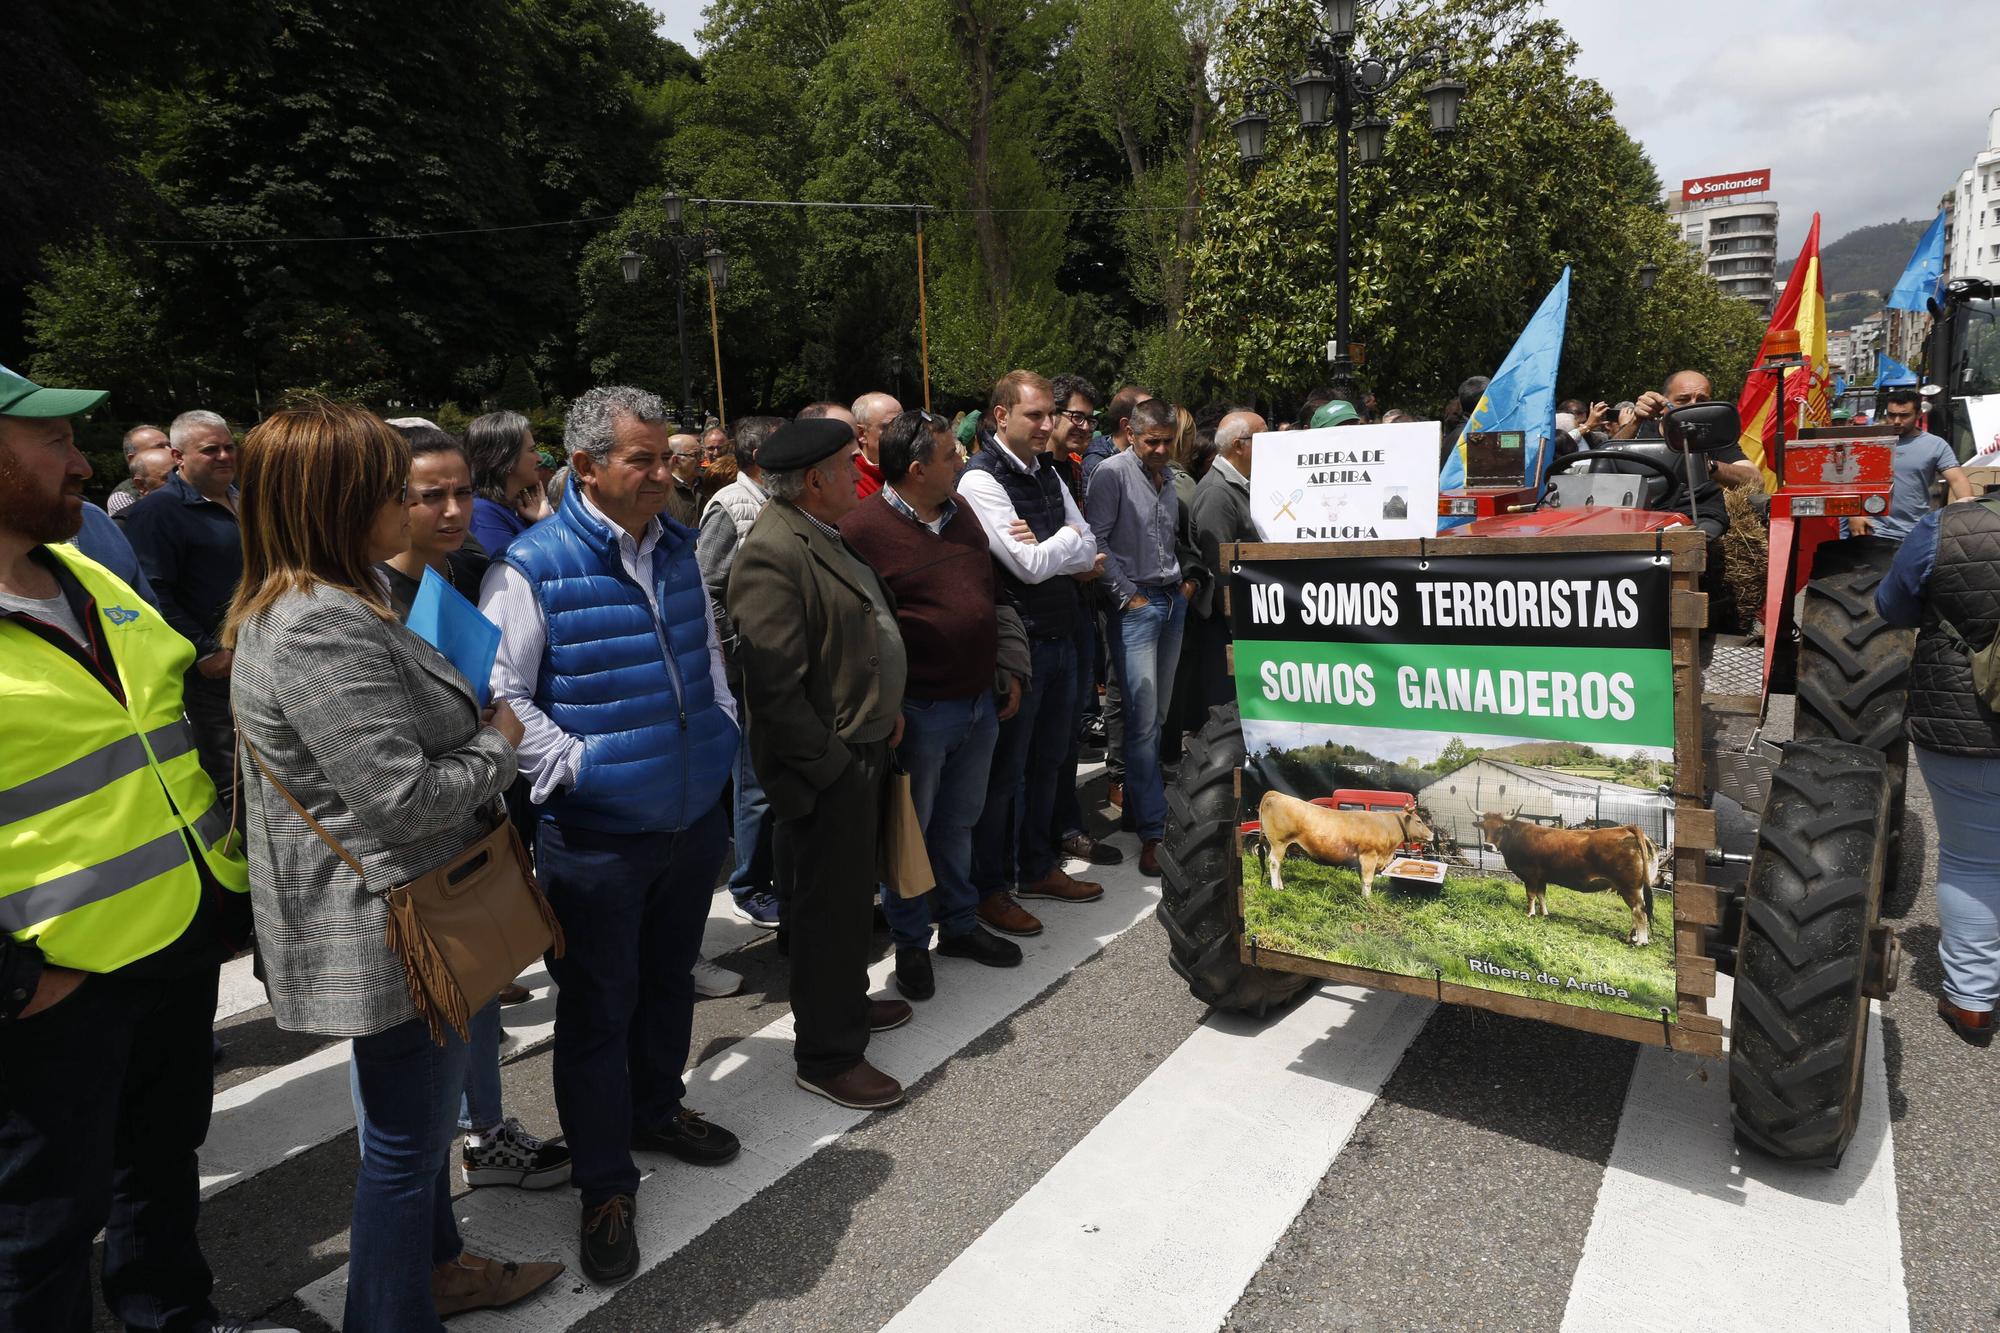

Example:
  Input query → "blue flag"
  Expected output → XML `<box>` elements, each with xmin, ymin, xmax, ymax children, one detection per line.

<box><xmin>404</xmin><ymin>566</ymin><xmax>501</xmax><ymax>706</ymax></box>
<box><xmin>1876</xmin><ymin>355</ymin><xmax>1918</xmax><ymax>387</ymax></box>
<box><xmin>1438</xmin><ymin>266</ymin><xmax>1571</xmax><ymax>525</ymax></box>
<box><xmin>1888</xmin><ymin>211</ymin><xmax>1946</xmax><ymax>313</ymax></box>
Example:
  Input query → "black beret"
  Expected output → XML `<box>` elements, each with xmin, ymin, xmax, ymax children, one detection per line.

<box><xmin>760</xmin><ymin>417</ymin><xmax>854</xmax><ymax>473</ymax></box>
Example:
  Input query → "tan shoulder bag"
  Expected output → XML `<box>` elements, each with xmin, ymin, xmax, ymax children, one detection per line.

<box><xmin>243</xmin><ymin>741</ymin><xmax>564</xmax><ymax>1044</ymax></box>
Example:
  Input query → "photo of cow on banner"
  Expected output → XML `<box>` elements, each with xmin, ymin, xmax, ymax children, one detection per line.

<box><xmin>1230</xmin><ymin>548</ymin><xmax>1679</xmax><ymax>1024</ymax></box>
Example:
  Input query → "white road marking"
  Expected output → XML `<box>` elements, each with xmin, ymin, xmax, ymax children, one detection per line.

<box><xmin>200</xmin><ymin>965</ymin><xmax>557</xmax><ymax>1199</ymax></box>
<box><xmin>882</xmin><ymin>985</ymin><xmax>1431</xmax><ymax>1333</ymax></box>
<box><xmin>1562</xmin><ymin>976</ymin><xmax>1908</xmax><ymax>1332</ymax></box>
<box><xmin>201</xmin><ymin>879</ymin><xmax>785</xmax><ymax>1200</ymax></box>
<box><xmin>215</xmin><ymin>951</ymin><xmax>268</xmax><ymax>1021</ymax></box>
<box><xmin>295</xmin><ymin>845</ymin><xmax>1162</xmax><ymax>1328</ymax></box>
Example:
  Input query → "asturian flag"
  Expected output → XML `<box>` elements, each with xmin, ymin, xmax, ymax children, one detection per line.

<box><xmin>1438</xmin><ymin>266</ymin><xmax>1571</xmax><ymax>526</ymax></box>
<box><xmin>1735</xmin><ymin>214</ymin><xmax>1831</xmax><ymax>487</ymax></box>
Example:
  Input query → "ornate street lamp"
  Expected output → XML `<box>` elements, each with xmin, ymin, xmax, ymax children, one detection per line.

<box><xmin>619</xmin><ymin>187</ymin><xmax>728</xmax><ymax>426</ymax></box>
<box><xmin>1637</xmin><ymin>261</ymin><xmax>1661</xmax><ymax>291</ymax></box>
<box><xmin>1231</xmin><ymin>10</ymin><xmax>1467</xmax><ymax>402</ymax></box>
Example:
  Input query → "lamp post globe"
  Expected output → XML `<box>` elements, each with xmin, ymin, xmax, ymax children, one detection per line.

<box><xmin>619</xmin><ymin>247</ymin><xmax>644</xmax><ymax>285</ymax></box>
<box><xmin>1290</xmin><ymin>70</ymin><xmax>1337</xmax><ymax>132</ymax></box>
<box><xmin>705</xmin><ymin>246</ymin><xmax>729</xmax><ymax>293</ymax></box>
<box><xmin>1638</xmin><ymin>261</ymin><xmax>1660</xmax><ymax>291</ymax></box>
<box><xmin>662</xmin><ymin>186</ymin><xmax>685</xmax><ymax>228</ymax></box>
<box><xmin>1353</xmin><ymin>116</ymin><xmax>1389</xmax><ymax>166</ymax></box>
<box><xmin>1423</xmin><ymin>78</ymin><xmax>1467</xmax><ymax>136</ymax></box>
<box><xmin>1320</xmin><ymin>0</ymin><xmax>1358</xmax><ymax>41</ymax></box>
<box><xmin>1231</xmin><ymin>109</ymin><xmax>1272</xmax><ymax>167</ymax></box>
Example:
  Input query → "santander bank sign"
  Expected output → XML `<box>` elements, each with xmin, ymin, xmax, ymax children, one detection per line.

<box><xmin>1682</xmin><ymin>169</ymin><xmax>1771</xmax><ymax>200</ymax></box>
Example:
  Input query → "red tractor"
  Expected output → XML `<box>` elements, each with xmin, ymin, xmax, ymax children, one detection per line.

<box><xmin>1159</xmin><ymin>398</ymin><xmax>1910</xmax><ymax>1165</ymax></box>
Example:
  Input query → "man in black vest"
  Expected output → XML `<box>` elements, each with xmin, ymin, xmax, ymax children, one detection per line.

<box><xmin>958</xmin><ymin>371</ymin><xmax>1109</xmax><ymax>937</ymax></box>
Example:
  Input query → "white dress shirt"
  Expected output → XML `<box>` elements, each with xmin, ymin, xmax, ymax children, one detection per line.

<box><xmin>478</xmin><ymin>486</ymin><xmax>736</xmax><ymax>803</ymax></box>
<box><xmin>955</xmin><ymin>443</ymin><xmax>1099</xmax><ymax>583</ymax></box>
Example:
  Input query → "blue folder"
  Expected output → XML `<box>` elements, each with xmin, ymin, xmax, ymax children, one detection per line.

<box><xmin>404</xmin><ymin>566</ymin><xmax>501</xmax><ymax>706</ymax></box>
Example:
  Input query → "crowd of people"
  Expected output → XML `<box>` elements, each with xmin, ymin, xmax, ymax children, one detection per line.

<box><xmin>2</xmin><ymin>348</ymin><xmax>1991</xmax><ymax>1332</ymax></box>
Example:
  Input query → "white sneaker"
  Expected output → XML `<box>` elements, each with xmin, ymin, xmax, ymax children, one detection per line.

<box><xmin>692</xmin><ymin>956</ymin><xmax>743</xmax><ymax>998</ymax></box>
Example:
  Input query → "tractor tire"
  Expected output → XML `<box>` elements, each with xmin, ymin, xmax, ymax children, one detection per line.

<box><xmin>1157</xmin><ymin>703</ymin><xmax>1313</xmax><ymax>1018</ymax></box>
<box><xmin>1792</xmin><ymin>538</ymin><xmax>1912</xmax><ymax>892</ymax></box>
<box><xmin>1729</xmin><ymin>737</ymin><xmax>1890</xmax><ymax>1166</ymax></box>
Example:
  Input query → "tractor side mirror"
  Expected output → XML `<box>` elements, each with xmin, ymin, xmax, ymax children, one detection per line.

<box><xmin>1661</xmin><ymin>401</ymin><xmax>1742</xmax><ymax>454</ymax></box>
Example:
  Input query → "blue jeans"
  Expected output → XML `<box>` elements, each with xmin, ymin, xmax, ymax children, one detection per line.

<box><xmin>457</xmin><ymin>1000</ymin><xmax>503</xmax><ymax>1133</ymax></box>
<box><xmin>536</xmin><ymin>801</ymin><xmax>728</xmax><ymax>1206</ymax></box>
<box><xmin>973</xmin><ymin>634</ymin><xmax>1078</xmax><ymax>893</ymax></box>
<box><xmin>727</xmin><ymin>728</ymin><xmax>775</xmax><ymax>901</ymax></box>
<box><xmin>882</xmin><ymin>692</ymin><xmax>1000</xmax><ymax>947</ymax></box>
<box><xmin>1915</xmin><ymin>746</ymin><xmax>2000</xmax><ymax>1011</ymax></box>
<box><xmin>347</xmin><ymin>1014</ymin><xmax>470</xmax><ymax>1333</ymax></box>
<box><xmin>1107</xmin><ymin>586</ymin><xmax>1188</xmax><ymax>842</ymax></box>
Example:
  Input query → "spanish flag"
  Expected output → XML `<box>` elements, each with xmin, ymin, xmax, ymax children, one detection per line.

<box><xmin>1735</xmin><ymin>213</ymin><xmax>1831</xmax><ymax>487</ymax></box>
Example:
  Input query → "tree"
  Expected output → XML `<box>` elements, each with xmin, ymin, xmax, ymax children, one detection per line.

<box><xmin>23</xmin><ymin>237</ymin><xmax>173</xmax><ymax>417</ymax></box>
<box><xmin>1186</xmin><ymin>0</ymin><xmax>1765</xmax><ymax>416</ymax></box>
<box><xmin>496</xmin><ymin>355</ymin><xmax>543</xmax><ymax>411</ymax></box>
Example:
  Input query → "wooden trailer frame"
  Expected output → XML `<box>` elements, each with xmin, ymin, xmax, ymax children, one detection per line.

<box><xmin>1221</xmin><ymin>528</ymin><xmax>1723</xmax><ymax>1060</ymax></box>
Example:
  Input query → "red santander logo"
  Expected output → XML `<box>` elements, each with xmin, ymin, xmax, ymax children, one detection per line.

<box><xmin>1682</xmin><ymin>169</ymin><xmax>1771</xmax><ymax>200</ymax></box>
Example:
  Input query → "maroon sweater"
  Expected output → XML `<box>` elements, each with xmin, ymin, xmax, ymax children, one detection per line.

<box><xmin>840</xmin><ymin>491</ymin><xmax>1000</xmax><ymax>701</ymax></box>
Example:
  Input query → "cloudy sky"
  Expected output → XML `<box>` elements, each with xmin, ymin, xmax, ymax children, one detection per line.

<box><xmin>643</xmin><ymin>0</ymin><xmax>1999</xmax><ymax>253</ymax></box>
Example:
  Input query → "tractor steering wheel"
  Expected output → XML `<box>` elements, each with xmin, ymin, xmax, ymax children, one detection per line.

<box><xmin>1544</xmin><ymin>449</ymin><xmax>1688</xmax><ymax>492</ymax></box>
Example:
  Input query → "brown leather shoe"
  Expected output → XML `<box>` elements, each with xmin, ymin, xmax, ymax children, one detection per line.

<box><xmin>497</xmin><ymin>982</ymin><xmax>533</xmax><ymax>1006</ymax></box>
<box><xmin>433</xmin><ymin>1250</ymin><xmax>564</xmax><ymax>1318</ymax></box>
<box><xmin>1108</xmin><ymin>781</ymin><xmax>1124</xmax><ymax>810</ymax></box>
<box><xmin>870</xmin><ymin>998</ymin><xmax>913</xmax><ymax>1032</ymax></box>
<box><xmin>796</xmin><ymin>1058</ymin><xmax>905</xmax><ymax>1109</ymax></box>
<box><xmin>1018</xmin><ymin>866</ymin><xmax>1103</xmax><ymax>903</ymax></box>
<box><xmin>1061</xmin><ymin>831</ymin><xmax>1125</xmax><ymax>865</ymax></box>
<box><xmin>1938</xmin><ymin>997</ymin><xmax>1996</xmax><ymax>1047</ymax></box>
<box><xmin>1138</xmin><ymin>840</ymin><xmax>1162</xmax><ymax>877</ymax></box>
<box><xmin>977</xmin><ymin>892</ymin><xmax>1044</xmax><ymax>937</ymax></box>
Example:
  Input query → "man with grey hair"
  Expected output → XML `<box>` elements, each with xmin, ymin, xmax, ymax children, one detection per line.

<box><xmin>122</xmin><ymin>408</ymin><xmax>242</xmax><ymax>807</ymax></box>
<box><xmin>849</xmin><ymin>391</ymin><xmax>902</xmax><ymax>499</ymax></box>
<box><xmin>107</xmin><ymin>444</ymin><xmax>174</xmax><ymax>516</ymax></box>
<box><xmin>1188</xmin><ymin>410</ymin><xmax>1265</xmax><ymax>710</ymax></box>
<box><xmin>730</xmin><ymin>417</ymin><xmax>913</xmax><ymax>1111</ymax></box>
<box><xmin>106</xmin><ymin>423</ymin><xmax>168</xmax><ymax>513</ymax></box>
<box><xmin>479</xmin><ymin>384</ymin><xmax>744</xmax><ymax>1285</ymax></box>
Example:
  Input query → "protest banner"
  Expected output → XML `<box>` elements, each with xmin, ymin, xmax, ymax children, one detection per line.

<box><xmin>1250</xmin><ymin>422</ymin><xmax>1441</xmax><ymax>542</ymax></box>
<box><xmin>1228</xmin><ymin>543</ymin><xmax>1684</xmax><ymax>1027</ymax></box>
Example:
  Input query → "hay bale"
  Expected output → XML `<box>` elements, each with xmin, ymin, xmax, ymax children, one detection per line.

<box><xmin>1719</xmin><ymin>485</ymin><xmax>1769</xmax><ymax>635</ymax></box>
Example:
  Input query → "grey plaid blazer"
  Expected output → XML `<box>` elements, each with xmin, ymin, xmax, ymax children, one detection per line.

<box><xmin>232</xmin><ymin>584</ymin><xmax>517</xmax><ymax>1037</ymax></box>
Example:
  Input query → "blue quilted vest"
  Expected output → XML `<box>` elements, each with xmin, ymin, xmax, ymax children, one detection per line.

<box><xmin>502</xmin><ymin>493</ymin><xmax>738</xmax><ymax>832</ymax></box>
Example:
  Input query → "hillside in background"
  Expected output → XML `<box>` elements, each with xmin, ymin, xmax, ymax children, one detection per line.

<box><xmin>1780</xmin><ymin>217</ymin><xmax>1929</xmax><ymax>299</ymax></box>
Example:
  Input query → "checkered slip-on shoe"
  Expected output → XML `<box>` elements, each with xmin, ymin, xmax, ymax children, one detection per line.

<box><xmin>462</xmin><ymin>1117</ymin><xmax>572</xmax><ymax>1189</ymax></box>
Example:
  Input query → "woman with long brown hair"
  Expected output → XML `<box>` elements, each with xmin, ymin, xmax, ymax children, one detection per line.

<box><xmin>225</xmin><ymin>400</ymin><xmax>561</xmax><ymax>1329</ymax></box>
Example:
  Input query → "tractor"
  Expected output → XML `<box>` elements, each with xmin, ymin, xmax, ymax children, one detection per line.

<box><xmin>1158</xmin><ymin>395</ymin><xmax>1912</xmax><ymax>1166</ymax></box>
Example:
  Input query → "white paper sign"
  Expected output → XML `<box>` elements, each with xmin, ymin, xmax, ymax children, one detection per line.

<box><xmin>1249</xmin><ymin>421</ymin><xmax>1442</xmax><ymax>542</ymax></box>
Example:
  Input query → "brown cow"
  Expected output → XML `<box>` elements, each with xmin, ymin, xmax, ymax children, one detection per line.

<box><xmin>1477</xmin><ymin>812</ymin><xmax>1660</xmax><ymax>946</ymax></box>
<box><xmin>1259</xmin><ymin>791</ymin><xmax>1432</xmax><ymax>898</ymax></box>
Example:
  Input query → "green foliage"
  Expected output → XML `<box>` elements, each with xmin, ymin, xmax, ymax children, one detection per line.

<box><xmin>6</xmin><ymin>0</ymin><xmax>1781</xmax><ymax>428</ymax></box>
<box><xmin>497</xmin><ymin>355</ymin><xmax>543</xmax><ymax>411</ymax></box>
<box><xmin>1187</xmin><ymin>0</ymin><xmax>1768</xmax><ymax>414</ymax></box>
<box><xmin>23</xmin><ymin>236</ymin><xmax>172</xmax><ymax>413</ymax></box>
<box><xmin>1241</xmin><ymin>852</ymin><xmax>1678</xmax><ymax>1019</ymax></box>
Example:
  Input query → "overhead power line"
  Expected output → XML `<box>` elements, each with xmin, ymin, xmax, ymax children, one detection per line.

<box><xmin>133</xmin><ymin>195</ymin><xmax>1186</xmax><ymax>247</ymax></box>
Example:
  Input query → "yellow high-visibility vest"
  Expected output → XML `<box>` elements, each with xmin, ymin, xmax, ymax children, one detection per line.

<box><xmin>0</xmin><ymin>544</ymin><xmax>248</xmax><ymax>972</ymax></box>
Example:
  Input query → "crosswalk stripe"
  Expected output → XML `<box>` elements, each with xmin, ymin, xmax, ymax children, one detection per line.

<box><xmin>202</xmin><ymin>881</ymin><xmax>774</xmax><ymax>1200</ymax></box>
<box><xmin>882</xmin><ymin>984</ymin><xmax>1433</xmax><ymax>1333</ymax></box>
<box><xmin>1562</xmin><ymin>977</ymin><xmax>1909</xmax><ymax>1332</ymax></box>
<box><xmin>294</xmin><ymin>843</ymin><xmax>1163</xmax><ymax>1328</ymax></box>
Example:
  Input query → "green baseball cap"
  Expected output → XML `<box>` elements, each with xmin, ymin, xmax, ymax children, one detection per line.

<box><xmin>1309</xmin><ymin>399</ymin><xmax>1360</xmax><ymax>428</ymax></box>
<box><xmin>0</xmin><ymin>365</ymin><xmax>108</xmax><ymax>418</ymax></box>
